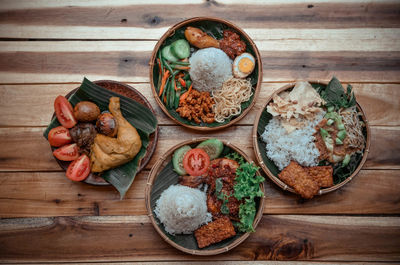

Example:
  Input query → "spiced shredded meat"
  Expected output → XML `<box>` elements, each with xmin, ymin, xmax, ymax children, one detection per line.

<box><xmin>176</xmin><ymin>88</ymin><xmax>215</xmax><ymax>124</ymax></box>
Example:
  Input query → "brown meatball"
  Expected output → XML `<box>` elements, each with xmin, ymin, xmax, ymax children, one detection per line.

<box><xmin>73</xmin><ymin>101</ymin><xmax>100</xmax><ymax>122</ymax></box>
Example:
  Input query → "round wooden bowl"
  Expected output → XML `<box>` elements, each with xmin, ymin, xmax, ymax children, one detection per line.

<box><xmin>253</xmin><ymin>80</ymin><xmax>371</xmax><ymax>196</ymax></box>
<box><xmin>149</xmin><ymin>17</ymin><xmax>263</xmax><ymax>131</ymax></box>
<box><xmin>51</xmin><ymin>80</ymin><xmax>159</xmax><ymax>186</ymax></box>
<box><xmin>145</xmin><ymin>138</ymin><xmax>265</xmax><ymax>255</ymax></box>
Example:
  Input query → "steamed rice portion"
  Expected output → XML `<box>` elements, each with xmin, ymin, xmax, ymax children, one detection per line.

<box><xmin>189</xmin><ymin>48</ymin><xmax>232</xmax><ymax>92</ymax></box>
<box><xmin>154</xmin><ymin>184</ymin><xmax>212</xmax><ymax>235</ymax></box>
<box><xmin>261</xmin><ymin>111</ymin><xmax>325</xmax><ymax>170</ymax></box>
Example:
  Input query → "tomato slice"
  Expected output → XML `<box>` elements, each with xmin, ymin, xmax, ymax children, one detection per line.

<box><xmin>48</xmin><ymin>126</ymin><xmax>72</xmax><ymax>147</ymax></box>
<box><xmin>66</xmin><ymin>154</ymin><xmax>90</xmax><ymax>181</ymax></box>
<box><xmin>53</xmin><ymin>143</ymin><xmax>79</xmax><ymax>161</ymax></box>
<box><xmin>54</xmin><ymin>95</ymin><xmax>77</xmax><ymax>128</ymax></box>
<box><xmin>183</xmin><ymin>148</ymin><xmax>210</xmax><ymax>176</ymax></box>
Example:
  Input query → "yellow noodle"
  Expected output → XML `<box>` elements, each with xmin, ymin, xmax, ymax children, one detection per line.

<box><xmin>212</xmin><ymin>78</ymin><xmax>253</xmax><ymax>123</ymax></box>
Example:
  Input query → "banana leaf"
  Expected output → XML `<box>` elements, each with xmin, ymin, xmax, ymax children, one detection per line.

<box><xmin>256</xmin><ymin>82</ymin><xmax>366</xmax><ymax>185</ymax></box>
<box><xmin>149</xmin><ymin>143</ymin><xmax>262</xmax><ymax>251</ymax></box>
<box><xmin>44</xmin><ymin>78</ymin><xmax>157</xmax><ymax>199</ymax></box>
<box><xmin>153</xmin><ymin>20</ymin><xmax>259</xmax><ymax>127</ymax></box>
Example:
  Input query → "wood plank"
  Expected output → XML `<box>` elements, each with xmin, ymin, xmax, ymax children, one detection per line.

<box><xmin>0</xmin><ymin>125</ymin><xmax>398</xmax><ymax>172</ymax></box>
<box><xmin>21</xmin><ymin>260</ymin><xmax>390</xmax><ymax>265</ymax></box>
<box><xmin>1</xmin><ymin>83</ymin><xmax>398</xmax><ymax>127</ymax></box>
<box><xmin>0</xmin><ymin>2</ymin><xmax>399</xmax><ymax>40</ymax></box>
<box><xmin>0</xmin><ymin>215</ymin><xmax>399</xmax><ymax>262</ymax></box>
<box><xmin>0</xmin><ymin>42</ymin><xmax>400</xmax><ymax>83</ymax></box>
<box><xmin>0</xmin><ymin>169</ymin><xmax>398</xmax><ymax>218</ymax></box>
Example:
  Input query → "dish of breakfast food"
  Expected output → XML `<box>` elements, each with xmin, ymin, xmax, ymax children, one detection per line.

<box><xmin>145</xmin><ymin>138</ymin><xmax>264</xmax><ymax>255</ymax></box>
<box><xmin>150</xmin><ymin>17</ymin><xmax>262</xmax><ymax>130</ymax></box>
<box><xmin>253</xmin><ymin>76</ymin><xmax>370</xmax><ymax>199</ymax></box>
<box><xmin>44</xmin><ymin>78</ymin><xmax>158</xmax><ymax>198</ymax></box>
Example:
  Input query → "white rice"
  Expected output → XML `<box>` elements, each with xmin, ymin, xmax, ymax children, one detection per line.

<box><xmin>261</xmin><ymin>112</ymin><xmax>325</xmax><ymax>170</ymax></box>
<box><xmin>154</xmin><ymin>184</ymin><xmax>212</xmax><ymax>235</ymax></box>
<box><xmin>189</xmin><ymin>48</ymin><xmax>232</xmax><ymax>92</ymax></box>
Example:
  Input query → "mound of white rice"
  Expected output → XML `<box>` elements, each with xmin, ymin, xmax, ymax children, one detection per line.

<box><xmin>261</xmin><ymin>112</ymin><xmax>325</xmax><ymax>170</ymax></box>
<box><xmin>154</xmin><ymin>184</ymin><xmax>212</xmax><ymax>235</ymax></box>
<box><xmin>189</xmin><ymin>48</ymin><xmax>232</xmax><ymax>92</ymax></box>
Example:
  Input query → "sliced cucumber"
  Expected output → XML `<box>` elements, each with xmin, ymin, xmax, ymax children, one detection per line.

<box><xmin>161</xmin><ymin>45</ymin><xmax>179</xmax><ymax>62</ymax></box>
<box><xmin>196</xmin><ymin>138</ymin><xmax>224</xmax><ymax>160</ymax></box>
<box><xmin>172</xmin><ymin>145</ymin><xmax>192</xmax><ymax>175</ymax></box>
<box><xmin>171</xmin><ymin>39</ymin><xmax>190</xmax><ymax>59</ymax></box>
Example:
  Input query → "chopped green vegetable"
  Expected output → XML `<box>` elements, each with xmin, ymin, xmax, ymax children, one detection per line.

<box><xmin>337</xmin><ymin>130</ymin><xmax>347</xmax><ymax>140</ymax></box>
<box><xmin>320</xmin><ymin>128</ymin><xmax>329</xmax><ymax>138</ymax></box>
<box><xmin>234</xmin><ymin>162</ymin><xmax>264</xmax><ymax>233</ymax></box>
<box><xmin>327</xmin><ymin>106</ymin><xmax>334</xmax><ymax>113</ymax></box>
<box><xmin>336</xmin><ymin>137</ymin><xmax>343</xmax><ymax>145</ymax></box>
<box><xmin>342</xmin><ymin>154</ymin><xmax>351</xmax><ymax>166</ymax></box>
<box><xmin>327</xmin><ymin>119</ymin><xmax>334</xmax><ymax>126</ymax></box>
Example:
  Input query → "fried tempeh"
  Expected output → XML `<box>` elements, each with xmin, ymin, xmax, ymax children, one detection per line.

<box><xmin>278</xmin><ymin>161</ymin><xmax>319</xmax><ymax>199</ymax></box>
<box><xmin>194</xmin><ymin>216</ymin><xmax>236</xmax><ymax>248</ymax></box>
<box><xmin>305</xmin><ymin>165</ymin><xmax>334</xmax><ymax>188</ymax></box>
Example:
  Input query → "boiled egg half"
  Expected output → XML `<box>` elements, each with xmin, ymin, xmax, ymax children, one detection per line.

<box><xmin>232</xmin><ymin>52</ymin><xmax>255</xmax><ymax>78</ymax></box>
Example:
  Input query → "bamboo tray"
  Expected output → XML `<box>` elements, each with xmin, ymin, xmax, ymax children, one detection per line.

<box><xmin>51</xmin><ymin>80</ymin><xmax>159</xmax><ymax>185</ymax></box>
<box><xmin>149</xmin><ymin>17</ymin><xmax>262</xmax><ymax>131</ymax></box>
<box><xmin>145</xmin><ymin>138</ymin><xmax>265</xmax><ymax>255</ymax></box>
<box><xmin>253</xmin><ymin>80</ymin><xmax>371</xmax><ymax>196</ymax></box>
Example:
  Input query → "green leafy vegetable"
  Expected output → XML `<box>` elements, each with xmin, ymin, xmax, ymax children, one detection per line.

<box><xmin>225</xmin><ymin>152</ymin><xmax>245</xmax><ymax>165</ymax></box>
<box><xmin>233</xmin><ymin>161</ymin><xmax>264</xmax><ymax>233</ymax></box>
<box><xmin>44</xmin><ymin>78</ymin><xmax>157</xmax><ymax>199</ymax></box>
<box><xmin>317</xmin><ymin>76</ymin><xmax>356</xmax><ymax>110</ymax></box>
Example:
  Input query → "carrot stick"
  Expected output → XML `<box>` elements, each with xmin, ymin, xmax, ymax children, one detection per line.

<box><xmin>178</xmin><ymin>77</ymin><xmax>186</xmax><ymax>87</ymax></box>
<box><xmin>158</xmin><ymin>70</ymin><xmax>170</xmax><ymax>97</ymax></box>
<box><xmin>179</xmin><ymin>84</ymin><xmax>192</xmax><ymax>103</ymax></box>
<box><xmin>173</xmin><ymin>66</ymin><xmax>190</xmax><ymax>70</ymax></box>
<box><xmin>174</xmin><ymin>79</ymin><xmax>178</xmax><ymax>91</ymax></box>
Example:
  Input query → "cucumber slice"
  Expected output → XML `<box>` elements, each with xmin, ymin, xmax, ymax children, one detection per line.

<box><xmin>161</xmin><ymin>45</ymin><xmax>179</xmax><ymax>62</ymax></box>
<box><xmin>170</xmin><ymin>39</ymin><xmax>190</xmax><ymax>59</ymax></box>
<box><xmin>196</xmin><ymin>138</ymin><xmax>224</xmax><ymax>160</ymax></box>
<box><xmin>172</xmin><ymin>145</ymin><xmax>192</xmax><ymax>175</ymax></box>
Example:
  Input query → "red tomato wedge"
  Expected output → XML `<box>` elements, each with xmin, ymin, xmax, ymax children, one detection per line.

<box><xmin>48</xmin><ymin>126</ymin><xmax>72</xmax><ymax>147</ymax></box>
<box><xmin>66</xmin><ymin>154</ymin><xmax>90</xmax><ymax>181</ymax></box>
<box><xmin>183</xmin><ymin>148</ymin><xmax>210</xmax><ymax>176</ymax></box>
<box><xmin>53</xmin><ymin>143</ymin><xmax>79</xmax><ymax>161</ymax></box>
<box><xmin>54</xmin><ymin>95</ymin><xmax>77</xmax><ymax>128</ymax></box>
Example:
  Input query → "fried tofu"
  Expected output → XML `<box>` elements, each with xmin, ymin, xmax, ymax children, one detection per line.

<box><xmin>305</xmin><ymin>166</ymin><xmax>334</xmax><ymax>188</ymax></box>
<box><xmin>278</xmin><ymin>161</ymin><xmax>319</xmax><ymax>199</ymax></box>
<box><xmin>194</xmin><ymin>216</ymin><xmax>236</xmax><ymax>248</ymax></box>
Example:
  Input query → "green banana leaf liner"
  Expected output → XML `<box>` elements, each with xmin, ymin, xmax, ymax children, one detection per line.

<box><xmin>146</xmin><ymin>139</ymin><xmax>265</xmax><ymax>255</ymax></box>
<box><xmin>255</xmin><ymin>82</ymin><xmax>369</xmax><ymax>190</ymax></box>
<box><xmin>44</xmin><ymin>78</ymin><xmax>158</xmax><ymax>199</ymax></box>
<box><xmin>151</xmin><ymin>17</ymin><xmax>262</xmax><ymax>129</ymax></box>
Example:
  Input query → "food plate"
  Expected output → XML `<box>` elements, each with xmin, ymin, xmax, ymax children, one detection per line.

<box><xmin>149</xmin><ymin>17</ymin><xmax>262</xmax><ymax>131</ymax></box>
<box><xmin>145</xmin><ymin>138</ymin><xmax>265</xmax><ymax>255</ymax></box>
<box><xmin>253</xmin><ymin>80</ymin><xmax>370</xmax><ymax>197</ymax></box>
<box><xmin>47</xmin><ymin>80</ymin><xmax>159</xmax><ymax>187</ymax></box>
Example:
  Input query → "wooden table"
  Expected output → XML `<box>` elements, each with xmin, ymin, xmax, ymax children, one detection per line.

<box><xmin>0</xmin><ymin>1</ymin><xmax>399</xmax><ymax>264</ymax></box>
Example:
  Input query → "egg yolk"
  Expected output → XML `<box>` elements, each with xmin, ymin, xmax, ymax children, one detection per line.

<box><xmin>238</xmin><ymin>57</ymin><xmax>254</xmax><ymax>74</ymax></box>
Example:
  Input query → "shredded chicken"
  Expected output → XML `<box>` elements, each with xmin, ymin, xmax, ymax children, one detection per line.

<box><xmin>176</xmin><ymin>89</ymin><xmax>215</xmax><ymax>124</ymax></box>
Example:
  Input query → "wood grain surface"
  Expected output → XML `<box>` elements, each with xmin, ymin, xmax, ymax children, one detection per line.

<box><xmin>0</xmin><ymin>215</ymin><xmax>399</xmax><ymax>262</ymax></box>
<box><xmin>0</xmin><ymin>0</ymin><xmax>399</xmax><ymax>263</ymax></box>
